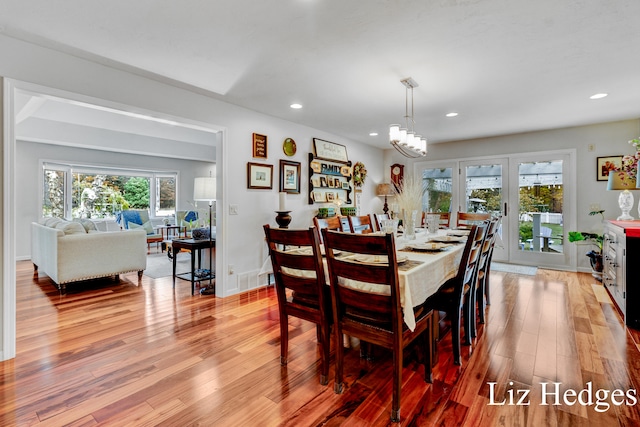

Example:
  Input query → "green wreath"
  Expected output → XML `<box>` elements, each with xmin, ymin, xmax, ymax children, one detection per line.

<box><xmin>353</xmin><ymin>161</ymin><xmax>367</xmax><ymax>188</ymax></box>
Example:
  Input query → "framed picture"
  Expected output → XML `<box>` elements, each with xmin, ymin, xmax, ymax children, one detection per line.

<box><xmin>247</xmin><ymin>162</ymin><xmax>273</xmax><ymax>189</ymax></box>
<box><xmin>311</xmin><ymin>177</ymin><xmax>320</xmax><ymax>187</ymax></box>
<box><xmin>313</xmin><ymin>138</ymin><xmax>349</xmax><ymax>163</ymax></box>
<box><xmin>326</xmin><ymin>192</ymin><xmax>335</xmax><ymax>202</ymax></box>
<box><xmin>597</xmin><ymin>156</ymin><xmax>622</xmax><ymax>181</ymax></box>
<box><xmin>279</xmin><ymin>160</ymin><xmax>300</xmax><ymax>194</ymax></box>
<box><xmin>328</xmin><ymin>178</ymin><xmax>335</xmax><ymax>188</ymax></box>
<box><xmin>252</xmin><ymin>133</ymin><xmax>267</xmax><ymax>159</ymax></box>
<box><xmin>341</xmin><ymin>181</ymin><xmax>350</xmax><ymax>190</ymax></box>
<box><xmin>313</xmin><ymin>191</ymin><xmax>325</xmax><ymax>202</ymax></box>
<box><xmin>320</xmin><ymin>176</ymin><xmax>328</xmax><ymax>187</ymax></box>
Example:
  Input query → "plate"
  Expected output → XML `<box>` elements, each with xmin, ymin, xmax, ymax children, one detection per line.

<box><xmin>447</xmin><ymin>229</ymin><xmax>471</xmax><ymax>237</ymax></box>
<box><xmin>407</xmin><ymin>242</ymin><xmax>451</xmax><ymax>252</ymax></box>
<box><xmin>353</xmin><ymin>255</ymin><xmax>408</xmax><ymax>264</ymax></box>
<box><xmin>283</xmin><ymin>138</ymin><xmax>297</xmax><ymax>156</ymax></box>
<box><xmin>427</xmin><ymin>235</ymin><xmax>466</xmax><ymax>243</ymax></box>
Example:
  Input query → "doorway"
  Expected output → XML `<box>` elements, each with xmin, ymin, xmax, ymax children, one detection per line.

<box><xmin>3</xmin><ymin>79</ymin><xmax>223</xmax><ymax>360</ymax></box>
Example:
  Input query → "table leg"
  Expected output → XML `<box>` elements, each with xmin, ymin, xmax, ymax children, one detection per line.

<box><xmin>172</xmin><ymin>247</ymin><xmax>177</xmax><ymax>288</ymax></box>
<box><xmin>190</xmin><ymin>248</ymin><xmax>196</xmax><ymax>295</ymax></box>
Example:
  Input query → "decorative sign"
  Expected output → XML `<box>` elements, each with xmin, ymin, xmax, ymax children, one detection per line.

<box><xmin>252</xmin><ymin>133</ymin><xmax>267</xmax><ymax>158</ymax></box>
<box><xmin>313</xmin><ymin>138</ymin><xmax>348</xmax><ymax>163</ymax></box>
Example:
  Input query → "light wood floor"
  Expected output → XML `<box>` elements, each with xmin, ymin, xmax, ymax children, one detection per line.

<box><xmin>2</xmin><ymin>261</ymin><xmax>640</xmax><ymax>426</ymax></box>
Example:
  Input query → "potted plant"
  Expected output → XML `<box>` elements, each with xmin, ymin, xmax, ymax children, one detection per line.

<box><xmin>568</xmin><ymin>209</ymin><xmax>604</xmax><ymax>280</ymax></box>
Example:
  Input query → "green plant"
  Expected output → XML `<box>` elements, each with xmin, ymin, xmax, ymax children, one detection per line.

<box><xmin>568</xmin><ymin>209</ymin><xmax>605</xmax><ymax>252</ymax></box>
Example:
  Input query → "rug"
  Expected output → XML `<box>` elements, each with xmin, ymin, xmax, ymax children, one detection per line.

<box><xmin>490</xmin><ymin>262</ymin><xmax>538</xmax><ymax>276</ymax></box>
<box><xmin>144</xmin><ymin>252</ymin><xmax>191</xmax><ymax>279</ymax></box>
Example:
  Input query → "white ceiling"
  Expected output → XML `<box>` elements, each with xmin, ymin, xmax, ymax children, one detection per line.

<box><xmin>2</xmin><ymin>1</ymin><xmax>640</xmax><ymax>149</ymax></box>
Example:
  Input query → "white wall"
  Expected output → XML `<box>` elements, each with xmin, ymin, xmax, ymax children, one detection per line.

<box><xmin>15</xmin><ymin>140</ymin><xmax>215</xmax><ymax>258</ymax></box>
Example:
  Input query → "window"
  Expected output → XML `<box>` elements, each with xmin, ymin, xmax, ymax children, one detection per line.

<box><xmin>42</xmin><ymin>162</ymin><xmax>178</xmax><ymax>219</ymax></box>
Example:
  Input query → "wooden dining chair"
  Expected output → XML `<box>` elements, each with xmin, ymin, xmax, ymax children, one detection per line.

<box><xmin>477</xmin><ymin>215</ymin><xmax>501</xmax><ymax>317</ymax></box>
<box><xmin>424</xmin><ymin>222</ymin><xmax>486</xmax><ymax>365</ymax></box>
<box><xmin>322</xmin><ymin>229</ymin><xmax>433</xmax><ymax>422</ymax></box>
<box><xmin>456</xmin><ymin>212</ymin><xmax>490</xmax><ymax>229</ymax></box>
<box><xmin>313</xmin><ymin>216</ymin><xmax>346</xmax><ymax>242</ymax></box>
<box><xmin>263</xmin><ymin>225</ymin><xmax>332</xmax><ymax>385</ymax></box>
<box><xmin>422</xmin><ymin>212</ymin><xmax>451</xmax><ymax>228</ymax></box>
<box><xmin>347</xmin><ymin>214</ymin><xmax>374</xmax><ymax>234</ymax></box>
<box><xmin>373</xmin><ymin>213</ymin><xmax>390</xmax><ymax>231</ymax></box>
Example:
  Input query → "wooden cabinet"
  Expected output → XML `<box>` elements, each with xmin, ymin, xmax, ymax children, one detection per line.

<box><xmin>603</xmin><ymin>220</ymin><xmax>640</xmax><ymax>328</ymax></box>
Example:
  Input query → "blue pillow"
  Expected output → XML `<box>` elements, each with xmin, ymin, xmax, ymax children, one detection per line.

<box><xmin>121</xmin><ymin>210</ymin><xmax>142</xmax><ymax>229</ymax></box>
<box><xmin>184</xmin><ymin>210</ymin><xmax>198</xmax><ymax>222</ymax></box>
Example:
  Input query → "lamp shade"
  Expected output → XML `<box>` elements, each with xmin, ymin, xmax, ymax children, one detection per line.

<box><xmin>607</xmin><ymin>172</ymin><xmax>636</xmax><ymax>190</ymax></box>
<box><xmin>194</xmin><ymin>177</ymin><xmax>217</xmax><ymax>201</ymax></box>
<box><xmin>376</xmin><ymin>183</ymin><xmax>394</xmax><ymax>196</ymax></box>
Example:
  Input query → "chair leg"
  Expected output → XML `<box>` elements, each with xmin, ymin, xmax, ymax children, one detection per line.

<box><xmin>279</xmin><ymin>315</ymin><xmax>289</xmax><ymax>365</ymax></box>
<box><xmin>334</xmin><ymin>327</ymin><xmax>344</xmax><ymax>394</ymax></box>
<box><xmin>485</xmin><ymin>269</ymin><xmax>492</xmax><ymax>305</ymax></box>
<box><xmin>452</xmin><ymin>309</ymin><xmax>462</xmax><ymax>365</ymax></box>
<box><xmin>424</xmin><ymin>315</ymin><xmax>433</xmax><ymax>383</ymax></box>
<box><xmin>391</xmin><ymin>344</ymin><xmax>402</xmax><ymax>422</ymax></box>
<box><xmin>477</xmin><ymin>278</ymin><xmax>486</xmax><ymax>324</ymax></box>
<box><xmin>319</xmin><ymin>323</ymin><xmax>330</xmax><ymax>386</ymax></box>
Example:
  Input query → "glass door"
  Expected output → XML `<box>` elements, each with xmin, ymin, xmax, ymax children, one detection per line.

<box><xmin>459</xmin><ymin>159</ymin><xmax>508</xmax><ymax>261</ymax></box>
<box><xmin>509</xmin><ymin>153</ymin><xmax>571</xmax><ymax>268</ymax></box>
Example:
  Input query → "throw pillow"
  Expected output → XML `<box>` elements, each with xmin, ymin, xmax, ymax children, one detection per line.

<box><xmin>55</xmin><ymin>220</ymin><xmax>86</xmax><ymax>235</ymax></box>
<box><xmin>184</xmin><ymin>210</ymin><xmax>198</xmax><ymax>223</ymax></box>
<box><xmin>121</xmin><ymin>210</ymin><xmax>142</xmax><ymax>229</ymax></box>
<box><xmin>73</xmin><ymin>218</ymin><xmax>98</xmax><ymax>232</ymax></box>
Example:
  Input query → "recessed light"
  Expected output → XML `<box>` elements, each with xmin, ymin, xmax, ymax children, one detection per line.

<box><xmin>369</xmin><ymin>132</ymin><xmax>378</xmax><ymax>136</ymax></box>
<box><xmin>446</xmin><ymin>112</ymin><xmax>458</xmax><ymax>117</ymax></box>
<box><xmin>290</xmin><ymin>103</ymin><xmax>303</xmax><ymax>109</ymax></box>
<box><xmin>590</xmin><ymin>93</ymin><xmax>608</xmax><ymax>100</ymax></box>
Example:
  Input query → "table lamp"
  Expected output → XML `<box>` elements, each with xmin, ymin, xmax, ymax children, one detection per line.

<box><xmin>376</xmin><ymin>183</ymin><xmax>394</xmax><ymax>214</ymax></box>
<box><xmin>194</xmin><ymin>174</ymin><xmax>216</xmax><ymax>295</ymax></box>
<box><xmin>607</xmin><ymin>172</ymin><xmax>636</xmax><ymax>220</ymax></box>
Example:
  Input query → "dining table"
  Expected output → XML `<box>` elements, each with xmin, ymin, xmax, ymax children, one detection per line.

<box><xmin>260</xmin><ymin>228</ymin><xmax>468</xmax><ymax>331</ymax></box>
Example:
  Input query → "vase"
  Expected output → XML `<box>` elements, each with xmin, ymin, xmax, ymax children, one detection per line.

<box><xmin>404</xmin><ymin>210</ymin><xmax>418</xmax><ymax>240</ymax></box>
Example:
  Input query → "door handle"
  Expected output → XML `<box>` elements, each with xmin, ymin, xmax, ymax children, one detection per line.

<box><xmin>503</xmin><ymin>202</ymin><xmax>507</xmax><ymax>216</ymax></box>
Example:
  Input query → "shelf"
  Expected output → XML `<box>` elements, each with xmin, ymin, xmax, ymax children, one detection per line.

<box><xmin>308</xmin><ymin>152</ymin><xmax>353</xmax><ymax>205</ymax></box>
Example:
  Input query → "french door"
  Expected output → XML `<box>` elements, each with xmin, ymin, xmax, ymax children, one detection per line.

<box><xmin>419</xmin><ymin>150</ymin><xmax>574</xmax><ymax>269</ymax></box>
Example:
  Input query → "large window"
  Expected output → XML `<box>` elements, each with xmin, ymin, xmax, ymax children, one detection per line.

<box><xmin>42</xmin><ymin>163</ymin><xmax>177</xmax><ymax>219</ymax></box>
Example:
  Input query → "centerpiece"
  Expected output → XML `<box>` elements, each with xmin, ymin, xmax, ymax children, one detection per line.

<box><xmin>392</xmin><ymin>174</ymin><xmax>426</xmax><ymax>240</ymax></box>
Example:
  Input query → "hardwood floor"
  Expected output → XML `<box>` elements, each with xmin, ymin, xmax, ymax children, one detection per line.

<box><xmin>2</xmin><ymin>261</ymin><xmax>639</xmax><ymax>426</ymax></box>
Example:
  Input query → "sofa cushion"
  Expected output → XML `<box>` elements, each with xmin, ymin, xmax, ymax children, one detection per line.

<box><xmin>73</xmin><ymin>218</ymin><xmax>98</xmax><ymax>232</ymax></box>
<box><xmin>55</xmin><ymin>220</ymin><xmax>86</xmax><ymax>235</ymax></box>
<box><xmin>129</xmin><ymin>221</ymin><xmax>155</xmax><ymax>235</ymax></box>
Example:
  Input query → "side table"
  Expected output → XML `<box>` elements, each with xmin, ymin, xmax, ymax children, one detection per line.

<box><xmin>171</xmin><ymin>238</ymin><xmax>216</xmax><ymax>295</ymax></box>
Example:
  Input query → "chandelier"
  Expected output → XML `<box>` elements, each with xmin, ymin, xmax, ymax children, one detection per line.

<box><xmin>389</xmin><ymin>77</ymin><xmax>427</xmax><ymax>158</ymax></box>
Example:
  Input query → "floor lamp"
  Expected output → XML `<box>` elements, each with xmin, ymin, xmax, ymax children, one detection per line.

<box><xmin>194</xmin><ymin>175</ymin><xmax>216</xmax><ymax>295</ymax></box>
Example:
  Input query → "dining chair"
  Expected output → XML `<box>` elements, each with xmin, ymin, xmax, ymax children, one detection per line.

<box><xmin>322</xmin><ymin>229</ymin><xmax>433</xmax><ymax>423</ymax></box>
<box><xmin>424</xmin><ymin>222</ymin><xmax>486</xmax><ymax>365</ymax></box>
<box><xmin>263</xmin><ymin>225</ymin><xmax>332</xmax><ymax>385</ymax></box>
<box><xmin>373</xmin><ymin>213</ymin><xmax>390</xmax><ymax>231</ymax></box>
<box><xmin>313</xmin><ymin>216</ymin><xmax>346</xmax><ymax>242</ymax></box>
<box><xmin>456</xmin><ymin>212</ymin><xmax>490</xmax><ymax>229</ymax></box>
<box><xmin>347</xmin><ymin>214</ymin><xmax>374</xmax><ymax>234</ymax></box>
<box><xmin>473</xmin><ymin>216</ymin><xmax>500</xmax><ymax>331</ymax></box>
<box><xmin>478</xmin><ymin>215</ymin><xmax>501</xmax><ymax>312</ymax></box>
<box><xmin>422</xmin><ymin>212</ymin><xmax>451</xmax><ymax>228</ymax></box>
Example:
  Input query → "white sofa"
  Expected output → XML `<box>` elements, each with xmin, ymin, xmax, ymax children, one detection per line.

<box><xmin>31</xmin><ymin>218</ymin><xmax>147</xmax><ymax>290</ymax></box>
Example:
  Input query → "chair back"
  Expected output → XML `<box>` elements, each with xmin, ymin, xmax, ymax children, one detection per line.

<box><xmin>264</xmin><ymin>225</ymin><xmax>328</xmax><ymax>313</ymax></box>
<box><xmin>313</xmin><ymin>216</ymin><xmax>344</xmax><ymax>242</ymax></box>
<box><xmin>373</xmin><ymin>213</ymin><xmax>390</xmax><ymax>231</ymax></box>
<box><xmin>451</xmin><ymin>223</ymin><xmax>487</xmax><ymax>306</ymax></box>
<box><xmin>322</xmin><ymin>230</ymin><xmax>402</xmax><ymax>341</ymax></box>
<box><xmin>456</xmin><ymin>212</ymin><xmax>490</xmax><ymax>229</ymax></box>
<box><xmin>422</xmin><ymin>212</ymin><xmax>450</xmax><ymax>228</ymax></box>
<box><xmin>478</xmin><ymin>216</ymin><xmax>500</xmax><ymax>273</ymax></box>
<box><xmin>348</xmin><ymin>214</ymin><xmax>374</xmax><ymax>234</ymax></box>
